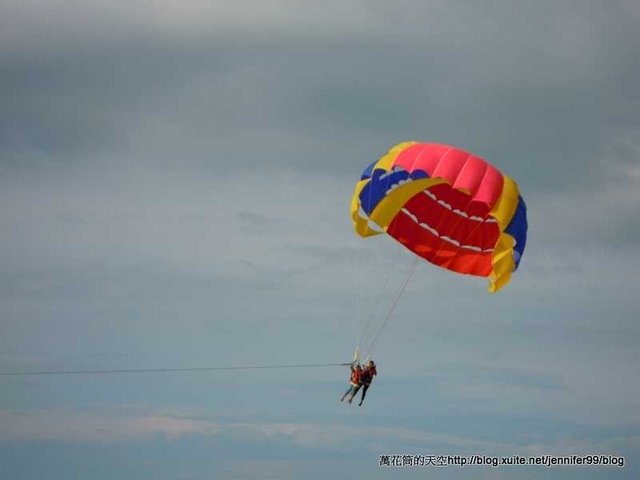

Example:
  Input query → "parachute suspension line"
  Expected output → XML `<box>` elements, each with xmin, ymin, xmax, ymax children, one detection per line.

<box><xmin>357</xmin><ymin>245</ymin><xmax>405</xmax><ymax>355</ymax></box>
<box><xmin>357</xmin><ymin>208</ymin><xmax>413</xmax><ymax>358</ymax></box>
<box><xmin>363</xmin><ymin>256</ymin><xmax>420</xmax><ymax>359</ymax></box>
<box><xmin>360</xmin><ymin>238</ymin><xmax>406</xmax><ymax>354</ymax></box>
<box><xmin>356</xmin><ymin>166</ymin><xmax>379</xmax><ymax>355</ymax></box>
<box><xmin>360</xmin><ymin>209</ymin><xmax>405</xmax><ymax>352</ymax></box>
<box><xmin>353</xmin><ymin>165</ymin><xmax>417</xmax><ymax>361</ymax></box>
<box><xmin>355</xmin><ymin>237</ymin><xmax>365</xmax><ymax>352</ymax></box>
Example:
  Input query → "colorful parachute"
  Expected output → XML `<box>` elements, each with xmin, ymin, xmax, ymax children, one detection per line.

<box><xmin>351</xmin><ymin>142</ymin><xmax>527</xmax><ymax>292</ymax></box>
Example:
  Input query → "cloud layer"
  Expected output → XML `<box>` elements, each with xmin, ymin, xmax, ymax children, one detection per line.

<box><xmin>1</xmin><ymin>1</ymin><xmax>640</xmax><ymax>479</ymax></box>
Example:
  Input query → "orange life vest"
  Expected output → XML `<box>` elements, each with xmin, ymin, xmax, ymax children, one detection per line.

<box><xmin>350</xmin><ymin>368</ymin><xmax>362</xmax><ymax>386</ymax></box>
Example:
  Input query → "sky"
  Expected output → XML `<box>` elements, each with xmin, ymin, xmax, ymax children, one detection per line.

<box><xmin>1</xmin><ymin>0</ymin><xmax>639</xmax><ymax>478</ymax></box>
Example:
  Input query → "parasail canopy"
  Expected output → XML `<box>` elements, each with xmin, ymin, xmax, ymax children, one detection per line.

<box><xmin>351</xmin><ymin>142</ymin><xmax>527</xmax><ymax>292</ymax></box>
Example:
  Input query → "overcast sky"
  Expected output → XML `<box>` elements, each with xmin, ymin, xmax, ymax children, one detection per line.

<box><xmin>1</xmin><ymin>1</ymin><xmax>640</xmax><ymax>479</ymax></box>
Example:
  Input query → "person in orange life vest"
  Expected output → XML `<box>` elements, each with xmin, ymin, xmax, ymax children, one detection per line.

<box><xmin>340</xmin><ymin>364</ymin><xmax>362</xmax><ymax>403</ymax></box>
<box><xmin>358</xmin><ymin>360</ymin><xmax>377</xmax><ymax>406</ymax></box>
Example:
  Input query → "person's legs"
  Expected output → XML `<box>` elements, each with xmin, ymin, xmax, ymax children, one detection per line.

<box><xmin>341</xmin><ymin>385</ymin><xmax>354</xmax><ymax>401</ymax></box>
<box><xmin>348</xmin><ymin>385</ymin><xmax>362</xmax><ymax>403</ymax></box>
<box><xmin>359</xmin><ymin>385</ymin><xmax>370</xmax><ymax>406</ymax></box>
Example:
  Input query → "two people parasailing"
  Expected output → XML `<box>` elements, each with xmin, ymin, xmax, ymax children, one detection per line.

<box><xmin>340</xmin><ymin>359</ymin><xmax>377</xmax><ymax>406</ymax></box>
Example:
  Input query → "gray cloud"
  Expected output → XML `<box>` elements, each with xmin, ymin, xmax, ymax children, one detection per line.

<box><xmin>2</xmin><ymin>0</ymin><xmax>638</xmax><ymax>189</ymax></box>
<box><xmin>1</xmin><ymin>2</ymin><xmax>639</xmax><ymax>478</ymax></box>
